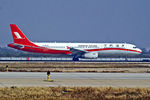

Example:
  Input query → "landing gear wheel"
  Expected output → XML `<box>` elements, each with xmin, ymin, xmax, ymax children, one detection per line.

<box><xmin>73</xmin><ymin>57</ymin><xmax>79</xmax><ymax>61</ymax></box>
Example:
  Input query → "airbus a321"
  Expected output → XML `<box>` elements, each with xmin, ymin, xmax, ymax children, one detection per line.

<box><xmin>8</xmin><ymin>24</ymin><xmax>142</xmax><ymax>61</ymax></box>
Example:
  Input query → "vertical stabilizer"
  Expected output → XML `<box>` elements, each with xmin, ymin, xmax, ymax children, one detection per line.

<box><xmin>10</xmin><ymin>24</ymin><xmax>36</xmax><ymax>46</ymax></box>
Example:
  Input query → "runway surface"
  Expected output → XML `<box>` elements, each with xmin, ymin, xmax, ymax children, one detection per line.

<box><xmin>0</xmin><ymin>72</ymin><xmax>150</xmax><ymax>87</ymax></box>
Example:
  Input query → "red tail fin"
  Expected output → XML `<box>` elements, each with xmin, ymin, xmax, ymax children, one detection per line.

<box><xmin>10</xmin><ymin>24</ymin><xmax>36</xmax><ymax>46</ymax></box>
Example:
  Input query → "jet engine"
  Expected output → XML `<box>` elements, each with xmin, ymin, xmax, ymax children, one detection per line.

<box><xmin>82</xmin><ymin>52</ymin><xmax>98</xmax><ymax>59</ymax></box>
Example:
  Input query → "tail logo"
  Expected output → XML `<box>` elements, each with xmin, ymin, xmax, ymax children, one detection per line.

<box><xmin>14</xmin><ymin>32</ymin><xmax>22</xmax><ymax>39</ymax></box>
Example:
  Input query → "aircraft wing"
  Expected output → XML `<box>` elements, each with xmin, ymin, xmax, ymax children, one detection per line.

<box><xmin>69</xmin><ymin>47</ymin><xmax>87</xmax><ymax>57</ymax></box>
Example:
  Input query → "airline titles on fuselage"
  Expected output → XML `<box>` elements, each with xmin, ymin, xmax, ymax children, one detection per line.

<box><xmin>41</xmin><ymin>43</ymin><xmax>129</xmax><ymax>50</ymax></box>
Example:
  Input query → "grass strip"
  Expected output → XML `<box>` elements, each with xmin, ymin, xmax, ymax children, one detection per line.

<box><xmin>0</xmin><ymin>86</ymin><xmax>150</xmax><ymax>100</ymax></box>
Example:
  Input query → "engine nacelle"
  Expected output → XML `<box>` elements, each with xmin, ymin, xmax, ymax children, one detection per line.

<box><xmin>82</xmin><ymin>52</ymin><xmax>98</xmax><ymax>59</ymax></box>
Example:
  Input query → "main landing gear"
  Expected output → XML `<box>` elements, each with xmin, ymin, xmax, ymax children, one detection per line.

<box><xmin>73</xmin><ymin>57</ymin><xmax>79</xmax><ymax>61</ymax></box>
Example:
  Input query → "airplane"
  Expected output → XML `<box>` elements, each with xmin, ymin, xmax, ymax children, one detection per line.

<box><xmin>8</xmin><ymin>24</ymin><xmax>142</xmax><ymax>61</ymax></box>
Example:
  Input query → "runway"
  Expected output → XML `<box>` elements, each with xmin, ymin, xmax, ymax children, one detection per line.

<box><xmin>0</xmin><ymin>72</ymin><xmax>150</xmax><ymax>87</ymax></box>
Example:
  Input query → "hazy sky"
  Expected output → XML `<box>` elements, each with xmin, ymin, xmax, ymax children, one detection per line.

<box><xmin>0</xmin><ymin>0</ymin><xmax>150</xmax><ymax>48</ymax></box>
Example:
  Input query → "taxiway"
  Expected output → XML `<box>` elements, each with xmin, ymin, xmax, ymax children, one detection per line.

<box><xmin>0</xmin><ymin>72</ymin><xmax>150</xmax><ymax>87</ymax></box>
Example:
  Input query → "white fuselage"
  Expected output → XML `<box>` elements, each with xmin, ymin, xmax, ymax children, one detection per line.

<box><xmin>34</xmin><ymin>42</ymin><xmax>142</xmax><ymax>56</ymax></box>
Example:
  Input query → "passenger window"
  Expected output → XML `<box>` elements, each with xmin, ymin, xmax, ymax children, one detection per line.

<box><xmin>109</xmin><ymin>44</ymin><xmax>113</xmax><ymax>47</ymax></box>
<box><xmin>116</xmin><ymin>45</ymin><xmax>119</xmax><ymax>47</ymax></box>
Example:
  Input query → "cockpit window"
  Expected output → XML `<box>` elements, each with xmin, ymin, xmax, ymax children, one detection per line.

<box><xmin>133</xmin><ymin>46</ymin><xmax>136</xmax><ymax>48</ymax></box>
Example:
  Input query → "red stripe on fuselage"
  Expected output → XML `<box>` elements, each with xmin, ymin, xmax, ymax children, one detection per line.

<box><xmin>23</xmin><ymin>46</ymin><xmax>72</xmax><ymax>54</ymax></box>
<box><xmin>8</xmin><ymin>43</ymin><xmax>72</xmax><ymax>54</ymax></box>
<box><xmin>86</xmin><ymin>48</ymin><xmax>141</xmax><ymax>53</ymax></box>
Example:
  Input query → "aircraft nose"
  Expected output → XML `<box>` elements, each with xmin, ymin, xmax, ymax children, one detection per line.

<box><xmin>137</xmin><ymin>48</ymin><xmax>142</xmax><ymax>54</ymax></box>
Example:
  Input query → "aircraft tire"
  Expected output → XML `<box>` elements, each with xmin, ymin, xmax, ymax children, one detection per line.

<box><xmin>73</xmin><ymin>57</ymin><xmax>79</xmax><ymax>61</ymax></box>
